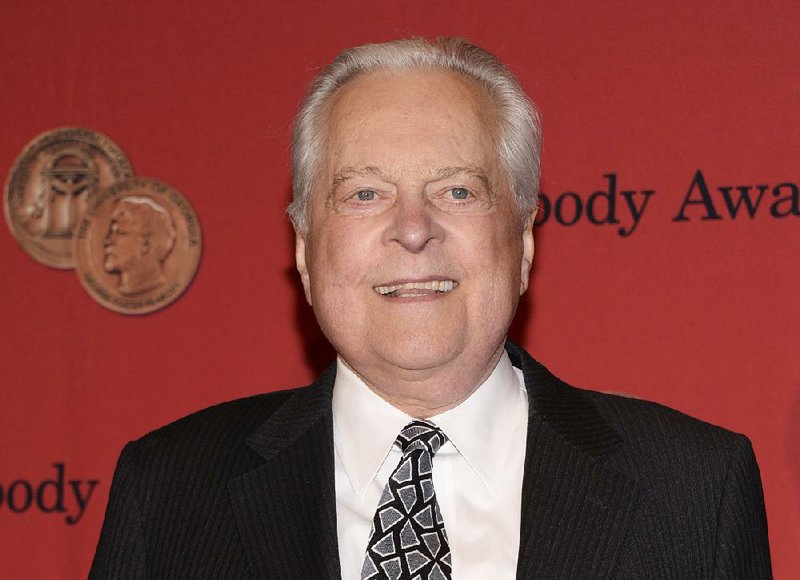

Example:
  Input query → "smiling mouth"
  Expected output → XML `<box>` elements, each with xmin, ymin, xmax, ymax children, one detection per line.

<box><xmin>373</xmin><ymin>280</ymin><xmax>458</xmax><ymax>298</ymax></box>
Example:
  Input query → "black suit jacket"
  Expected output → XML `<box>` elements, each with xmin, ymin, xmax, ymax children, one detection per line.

<box><xmin>90</xmin><ymin>342</ymin><xmax>772</xmax><ymax>578</ymax></box>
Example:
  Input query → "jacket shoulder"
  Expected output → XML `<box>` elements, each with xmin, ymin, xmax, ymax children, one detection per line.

<box><xmin>586</xmin><ymin>388</ymin><xmax>748</xmax><ymax>443</ymax></box>
<box><xmin>509</xmin><ymin>340</ymin><xmax>751</xmax><ymax>461</ymax></box>
<box><xmin>582</xmin><ymin>388</ymin><xmax>754</xmax><ymax>477</ymax></box>
<box><xmin>127</xmin><ymin>386</ymin><xmax>309</xmax><ymax>473</ymax></box>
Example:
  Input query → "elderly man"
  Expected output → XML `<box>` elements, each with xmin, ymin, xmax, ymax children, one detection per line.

<box><xmin>91</xmin><ymin>38</ymin><xmax>771</xmax><ymax>579</ymax></box>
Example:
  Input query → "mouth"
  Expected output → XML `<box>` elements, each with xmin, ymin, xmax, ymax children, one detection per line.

<box><xmin>373</xmin><ymin>279</ymin><xmax>458</xmax><ymax>298</ymax></box>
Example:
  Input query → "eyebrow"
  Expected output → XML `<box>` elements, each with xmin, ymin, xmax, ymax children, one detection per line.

<box><xmin>330</xmin><ymin>166</ymin><xmax>388</xmax><ymax>196</ymax></box>
<box><xmin>432</xmin><ymin>166</ymin><xmax>492</xmax><ymax>190</ymax></box>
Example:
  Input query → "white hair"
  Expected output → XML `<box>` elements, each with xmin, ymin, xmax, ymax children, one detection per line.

<box><xmin>287</xmin><ymin>37</ymin><xmax>542</xmax><ymax>233</ymax></box>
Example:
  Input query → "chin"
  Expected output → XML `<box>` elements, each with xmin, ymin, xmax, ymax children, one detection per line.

<box><xmin>374</xmin><ymin>333</ymin><xmax>466</xmax><ymax>371</ymax></box>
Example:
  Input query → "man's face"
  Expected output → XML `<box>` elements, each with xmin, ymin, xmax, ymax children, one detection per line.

<box><xmin>296</xmin><ymin>69</ymin><xmax>534</xmax><ymax>394</ymax></box>
<box><xmin>104</xmin><ymin>209</ymin><xmax>144</xmax><ymax>272</ymax></box>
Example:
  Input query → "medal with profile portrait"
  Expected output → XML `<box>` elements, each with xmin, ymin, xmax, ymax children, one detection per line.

<box><xmin>74</xmin><ymin>177</ymin><xmax>202</xmax><ymax>314</ymax></box>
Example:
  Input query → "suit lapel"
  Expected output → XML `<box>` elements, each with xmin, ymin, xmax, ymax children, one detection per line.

<box><xmin>228</xmin><ymin>365</ymin><xmax>341</xmax><ymax>579</ymax></box>
<box><xmin>508</xmin><ymin>342</ymin><xmax>638</xmax><ymax>579</ymax></box>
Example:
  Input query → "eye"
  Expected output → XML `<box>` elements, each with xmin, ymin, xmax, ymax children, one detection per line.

<box><xmin>449</xmin><ymin>187</ymin><xmax>470</xmax><ymax>200</ymax></box>
<box><xmin>356</xmin><ymin>189</ymin><xmax>376</xmax><ymax>201</ymax></box>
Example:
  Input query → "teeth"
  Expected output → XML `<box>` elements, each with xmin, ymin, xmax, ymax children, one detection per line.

<box><xmin>374</xmin><ymin>280</ymin><xmax>456</xmax><ymax>295</ymax></box>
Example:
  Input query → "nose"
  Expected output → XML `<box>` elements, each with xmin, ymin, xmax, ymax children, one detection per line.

<box><xmin>383</xmin><ymin>193</ymin><xmax>444</xmax><ymax>253</ymax></box>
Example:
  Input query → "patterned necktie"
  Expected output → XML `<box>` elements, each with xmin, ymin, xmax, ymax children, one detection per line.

<box><xmin>361</xmin><ymin>420</ymin><xmax>452</xmax><ymax>580</ymax></box>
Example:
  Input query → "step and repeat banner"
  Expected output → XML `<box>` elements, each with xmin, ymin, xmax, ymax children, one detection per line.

<box><xmin>1</xmin><ymin>1</ymin><xmax>797</xmax><ymax>577</ymax></box>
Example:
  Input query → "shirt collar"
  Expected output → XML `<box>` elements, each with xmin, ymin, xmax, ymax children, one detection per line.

<box><xmin>332</xmin><ymin>350</ymin><xmax>527</xmax><ymax>498</ymax></box>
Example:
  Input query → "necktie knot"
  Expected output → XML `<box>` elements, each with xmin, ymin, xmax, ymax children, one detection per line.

<box><xmin>398</xmin><ymin>420</ymin><xmax>447</xmax><ymax>457</ymax></box>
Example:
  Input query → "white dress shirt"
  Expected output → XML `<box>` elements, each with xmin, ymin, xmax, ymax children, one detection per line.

<box><xmin>332</xmin><ymin>351</ymin><xmax>529</xmax><ymax>579</ymax></box>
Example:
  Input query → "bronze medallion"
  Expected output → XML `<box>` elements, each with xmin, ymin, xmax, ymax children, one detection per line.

<box><xmin>4</xmin><ymin>127</ymin><xmax>133</xmax><ymax>268</ymax></box>
<box><xmin>74</xmin><ymin>177</ymin><xmax>202</xmax><ymax>315</ymax></box>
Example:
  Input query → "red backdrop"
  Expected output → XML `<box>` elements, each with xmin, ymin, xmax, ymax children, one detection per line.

<box><xmin>1</xmin><ymin>1</ymin><xmax>798</xmax><ymax>577</ymax></box>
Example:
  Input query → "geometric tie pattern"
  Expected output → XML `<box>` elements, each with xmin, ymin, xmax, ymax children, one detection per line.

<box><xmin>361</xmin><ymin>420</ymin><xmax>452</xmax><ymax>580</ymax></box>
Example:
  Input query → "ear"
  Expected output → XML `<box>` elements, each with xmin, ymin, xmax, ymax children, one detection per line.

<box><xmin>519</xmin><ymin>210</ymin><xmax>535</xmax><ymax>295</ymax></box>
<box><xmin>295</xmin><ymin>232</ymin><xmax>313</xmax><ymax>306</ymax></box>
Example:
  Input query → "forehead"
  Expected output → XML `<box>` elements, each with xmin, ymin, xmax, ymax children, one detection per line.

<box><xmin>322</xmin><ymin>68</ymin><xmax>500</xmax><ymax>174</ymax></box>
